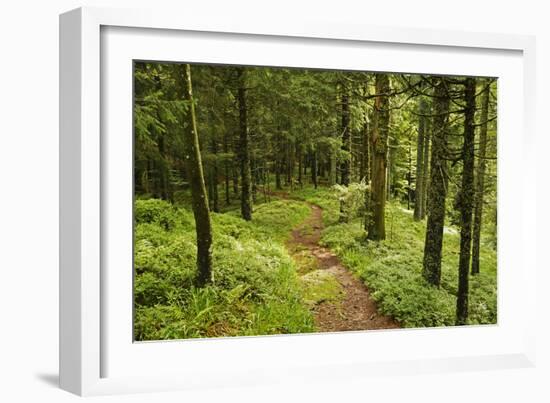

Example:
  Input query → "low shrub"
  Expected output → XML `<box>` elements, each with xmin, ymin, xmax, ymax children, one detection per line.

<box><xmin>133</xmin><ymin>198</ymin><xmax>315</xmax><ymax>340</ymax></box>
<box><xmin>320</xmin><ymin>203</ymin><xmax>497</xmax><ymax>328</ymax></box>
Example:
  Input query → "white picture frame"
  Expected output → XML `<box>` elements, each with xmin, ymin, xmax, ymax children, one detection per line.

<box><xmin>60</xmin><ymin>6</ymin><xmax>537</xmax><ymax>396</ymax></box>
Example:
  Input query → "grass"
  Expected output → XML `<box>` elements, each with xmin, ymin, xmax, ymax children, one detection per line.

<box><xmin>300</xmin><ymin>270</ymin><xmax>344</xmax><ymax>308</ymax></box>
<box><xmin>290</xmin><ymin>186</ymin><xmax>340</xmax><ymax>225</ymax></box>
<box><xmin>319</xmin><ymin>201</ymin><xmax>498</xmax><ymax>328</ymax></box>
<box><xmin>134</xmin><ymin>198</ymin><xmax>314</xmax><ymax>341</ymax></box>
<box><xmin>135</xmin><ymin>184</ymin><xmax>498</xmax><ymax>339</ymax></box>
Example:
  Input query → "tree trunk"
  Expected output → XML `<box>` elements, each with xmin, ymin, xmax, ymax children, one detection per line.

<box><xmin>471</xmin><ymin>81</ymin><xmax>490</xmax><ymax>275</ymax></box>
<box><xmin>407</xmin><ymin>140</ymin><xmax>412</xmax><ymax>210</ymax></box>
<box><xmin>387</xmin><ymin>133</ymin><xmax>396</xmax><ymax>201</ymax></box>
<box><xmin>340</xmin><ymin>91</ymin><xmax>351</xmax><ymax>186</ymax></box>
<box><xmin>362</xmin><ymin>109</ymin><xmax>370</xmax><ymax>183</ymax></box>
<box><xmin>456</xmin><ymin>77</ymin><xmax>477</xmax><ymax>325</ymax></box>
<box><xmin>311</xmin><ymin>149</ymin><xmax>318</xmax><ymax>189</ymax></box>
<box><xmin>367</xmin><ymin>74</ymin><xmax>390</xmax><ymax>241</ymax></box>
<box><xmin>207</xmin><ymin>168</ymin><xmax>214</xmax><ymax>210</ymax></box>
<box><xmin>297</xmin><ymin>144</ymin><xmax>303</xmax><ymax>186</ymax></box>
<box><xmin>422</xmin><ymin>77</ymin><xmax>450</xmax><ymax>286</ymax></box>
<box><xmin>157</xmin><ymin>134</ymin><xmax>170</xmax><ymax>201</ymax></box>
<box><xmin>223</xmin><ymin>132</ymin><xmax>230</xmax><ymax>205</ymax></box>
<box><xmin>237</xmin><ymin>68</ymin><xmax>252</xmax><ymax>221</ymax></box>
<box><xmin>180</xmin><ymin>64</ymin><xmax>213</xmax><ymax>286</ymax></box>
<box><xmin>275</xmin><ymin>158</ymin><xmax>282</xmax><ymax>190</ymax></box>
<box><xmin>232</xmin><ymin>164</ymin><xmax>239</xmax><ymax>196</ymax></box>
<box><xmin>414</xmin><ymin>97</ymin><xmax>428</xmax><ymax>220</ymax></box>
<box><xmin>286</xmin><ymin>141</ymin><xmax>293</xmax><ymax>186</ymax></box>
<box><xmin>421</xmin><ymin>113</ymin><xmax>431</xmax><ymax>219</ymax></box>
<box><xmin>211</xmin><ymin>140</ymin><xmax>220</xmax><ymax>212</ymax></box>
<box><xmin>329</xmin><ymin>152</ymin><xmax>337</xmax><ymax>186</ymax></box>
<box><xmin>251</xmin><ymin>153</ymin><xmax>257</xmax><ymax>203</ymax></box>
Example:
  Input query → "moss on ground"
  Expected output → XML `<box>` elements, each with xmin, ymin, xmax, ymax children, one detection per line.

<box><xmin>300</xmin><ymin>270</ymin><xmax>344</xmax><ymax>307</ymax></box>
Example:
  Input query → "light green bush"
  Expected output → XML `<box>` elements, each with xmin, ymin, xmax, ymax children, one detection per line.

<box><xmin>133</xmin><ymin>198</ymin><xmax>315</xmax><ymax>341</ymax></box>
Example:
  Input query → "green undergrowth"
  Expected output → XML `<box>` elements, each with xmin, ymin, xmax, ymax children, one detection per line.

<box><xmin>284</xmin><ymin>185</ymin><xmax>339</xmax><ymax>226</ymax></box>
<box><xmin>300</xmin><ymin>270</ymin><xmax>344</xmax><ymax>308</ymax></box>
<box><xmin>320</xmin><ymin>203</ymin><xmax>497</xmax><ymax>328</ymax></box>
<box><xmin>134</xmin><ymin>198</ymin><xmax>314</xmax><ymax>341</ymax></box>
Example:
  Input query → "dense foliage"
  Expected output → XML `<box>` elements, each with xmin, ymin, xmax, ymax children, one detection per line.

<box><xmin>134</xmin><ymin>198</ymin><xmax>315</xmax><ymax>340</ymax></box>
<box><xmin>133</xmin><ymin>61</ymin><xmax>498</xmax><ymax>339</ymax></box>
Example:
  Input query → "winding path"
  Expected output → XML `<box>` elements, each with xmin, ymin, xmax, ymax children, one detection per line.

<box><xmin>288</xmin><ymin>203</ymin><xmax>400</xmax><ymax>332</ymax></box>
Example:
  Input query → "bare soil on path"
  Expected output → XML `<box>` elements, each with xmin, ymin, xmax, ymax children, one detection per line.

<box><xmin>287</xmin><ymin>203</ymin><xmax>400</xmax><ymax>332</ymax></box>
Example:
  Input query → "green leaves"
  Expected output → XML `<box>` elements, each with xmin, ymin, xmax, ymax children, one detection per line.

<box><xmin>318</xmin><ymin>199</ymin><xmax>497</xmax><ymax>328</ymax></box>
<box><xmin>133</xmin><ymin>198</ymin><xmax>315</xmax><ymax>340</ymax></box>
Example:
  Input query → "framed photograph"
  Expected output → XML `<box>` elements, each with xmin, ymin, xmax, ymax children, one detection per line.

<box><xmin>60</xmin><ymin>6</ymin><xmax>537</xmax><ymax>396</ymax></box>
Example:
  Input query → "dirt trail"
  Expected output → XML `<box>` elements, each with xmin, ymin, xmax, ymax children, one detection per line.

<box><xmin>288</xmin><ymin>203</ymin><xmax>400</xmax><ymax>332</ymax></box>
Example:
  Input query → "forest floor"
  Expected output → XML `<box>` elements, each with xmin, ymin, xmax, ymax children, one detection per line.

<box><xmin>286</xmin><ymin>201</ymin><xmax>400</xmax><ymax>332</ymax></box>
<box><xmin>135</xmin><ymin>185</ymin><xmax>497</xmax><ymax>341</ymax></box>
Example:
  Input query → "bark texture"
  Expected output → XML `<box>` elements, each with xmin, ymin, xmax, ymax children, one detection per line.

<box><xmin>456</xmin><ymin>77</ymin><xmax>477</xmax><ymax>325</ymax></box>
<box><xmin>422</xmin><ymin>77</ymin><xmax>450</xmax><ymax>286</ymax></box>
<box><xmin>180</xmin><ymin>64</ymin><xmax>213</xmax><ymax>286</ymax></box>
<box><xmin>340</xmin><ymin>91</ymin><xmax>351</xmax><ymax>186</ymax></box>
<box><xmin>421</xmin><ymin>112</ymin><xmax>431</xmax><ymax>219</ymax></box>
<box><xmin>471</xmin><ymin>81</ymin><xmax>491</xmax><ymax>275</ymax></box>
<box><xmin>237</xmin><ymin>68</ymin><xmax>252</xmax><ymax>221</ymax></box>
<box><xmin>367</xmin><ymin>74</ymin><xmax>390</xmax><ymax>241</ymax></box>
<box><xmin>414</xmin><ymin>97</ymin><xmax>428</xmax><ymax>220</ymax></box>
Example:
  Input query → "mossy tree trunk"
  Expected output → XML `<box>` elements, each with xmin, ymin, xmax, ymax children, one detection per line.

<box><xmin>456</xmin><ymin>77</ymin><xmax>477</xmax><ymax>325</ymax></box>
<box><xmin>237</xmin><ymin>68</ymin><xmax>252</xmax><ymax>221</ymax></box>
<box><xmin>422</xmin><ymin>77</ymin><xmax>450</xmax><ymax>286</ymax></box>
<box><xmin>367</xmin><ymin>74</ymin><xmax>390</xmax><ymax>241</ymax></box>
<box><xmin>414</xmin><ymin>97</ymin><xmax>428</xmax><ymax>220</ymax></box>
<box><xmin>421</xmin><ymin>111</ymin><xmax>431</xmax><ymax>219</ymax></box>
<box><xmin>180</xmin><ymin>64</ymin><xmax>213</xmax><ymax>286</ymax></box>
<box><xmin>361</xmin><ymin>108</ymin><xmax>371</xmax><ymax>183</ymax></box>
<box><xmin>471</xmin><ymin>80</ymin><xmax>491</xmax><ymax>275</ymax></box>
<box><xmin>340</xmin><ymin>90</ymin><xmax>351</xmax><ymax>186</ymax></box>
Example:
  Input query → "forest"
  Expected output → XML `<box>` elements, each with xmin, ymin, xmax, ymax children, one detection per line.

<box><xmin>133</xmin><ymin>61</ymin><xmax>497</xmax><ymax>341</ymax></box>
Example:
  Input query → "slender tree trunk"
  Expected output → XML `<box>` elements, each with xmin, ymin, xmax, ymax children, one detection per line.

<box><xmin>144</xmin><ymin>160</ymin><xmax>152</xmax><ymax>195</ymax></box>
<box><xmin>367</xmin><ymin>74</ymin><xmax>390</xmax><ymax>241</ymax></box>
<box><xmin>471</xmin><ymin>81</ymin><xmax>490</xmax><ymax>275</ymax></box>
<box><xmin>422</xmin><ymin>77</ymin><xmax>450</xmax><ymax>286</ymax></box>
<box><xmin>207</xmin><ymin>168</ymin><xmax>214</xmax><ymax>210</ymax></box>
<box><xmin>414</xmin><ymin>97</ymin><xmax>428</xmax><ymax>220</ymax></box>
<box><xmin>311</xmin><ymin>149</ymin><xmax>318</xmax><ymax>189</ymax></box>
<box><xmin>275</xmin><ymin>158</ymin><xmax>282</xmax><ymax>190</ymax></box>
<box><xmin>456</xmin><ymin>77</ymin><xmax>477</xmax><ymax>325</ymax></box>
<box><xmin>408</xmin><ymin>140</ymin><xmax>412</xmax><ymax>210</ymax></box>
<box><xmin>329</xmin><ymin>151</ymin><xmax>337</xmax><ymax>186</ymax></box>
<box><xmin>223</xmin><ymin>132</ymin><xmax>230</xmax><ymax>205</ymax></box>
<box><xmin>251</xmin><ymin>152</ymin><xmax>257</xmax><ymax>203</ymax></box>
<box><xmin>232</xmin><ymin>164</ymin><xmax>239</xmax><ymax>196</ymax></box>
<box><xmin>157</xmin><ymin>134</ymin><xmax>170</xmax><ymax>201</ymax></box>
<box><xmin>421</xmin><ymin>114</ymin><xmax>431</xmax><ymax>219</ymax></box>
<box><xmin>236</xmin><ymin>68</ymin><xmax>252</xmax><ymax>221</ymax></box>
<box><xmin>387</xmin><ymin>133</ymin><xmax>396</xmax><ymax>201</ymax></box>
<box><xmin>211</xmin><ymin>140</ymin><xmax>220</xmax><ymax>212</ymax></box>
<box><xmin>362</xmin><ymin>109</ymin><xmax>370</xmax><ymax>182</ymax></box>
<box><xmin>180</xmin><ymin>64</ymin><xmax>213</xmax><ymax>286</ymax></box>
<box><xmin>297</xmin><ymin>144</ymin><xmax>303</xmax><ymax>186</ymax></box>
<box><xmin>340</xmin><ymin>91</ymin><xmax>351</xmax><ymax>186</ymax></box>
<box><xmin>286</xmin><ymin>141</ymin><xmax>293</xmax><ymax>186</ymax></box>
<box><xmin>232</xmin><ymin>128</ymin><xmax>239</xmax><ymax>197</ymax></box>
